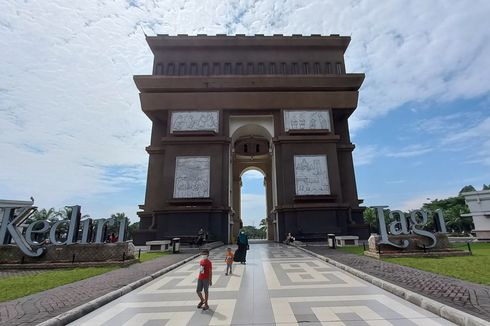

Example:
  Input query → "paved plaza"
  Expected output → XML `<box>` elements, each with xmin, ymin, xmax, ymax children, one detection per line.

<box><xmin>307</xmin><ymin>245</ymin><xmax>490</xmax><ymax>322</ymax></box>
<box><xmin>71</xmin><ymin>242</ymin><xmax>455</xmax><ymax>325</ymax></box>
<box><xmin>0</xmin><ymin>252</ymin><xmax>196</xmax><ymax>326</ymax></box>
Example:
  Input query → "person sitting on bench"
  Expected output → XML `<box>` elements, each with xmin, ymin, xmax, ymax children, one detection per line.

<box><xmin>196</xmin><ymin>228</ymin><xmax>205</xmax><ymax>247</ymax></box>
<box><xmin>284</xmin><ymin>232</ymin><xmax>295</xmax><ymax>244</ymax></box>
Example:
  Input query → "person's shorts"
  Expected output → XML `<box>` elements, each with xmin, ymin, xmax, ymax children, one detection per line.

<box><xmin>196</xmin><ymin>279</ymin><xmax>209</xmax><ymax>293</ymax></box>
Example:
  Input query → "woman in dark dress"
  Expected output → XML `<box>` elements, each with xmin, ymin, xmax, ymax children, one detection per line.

<box><xmin>236</xmin><ymin>230</ymin><xmax>249</xmax><ymax>264</ymax></box>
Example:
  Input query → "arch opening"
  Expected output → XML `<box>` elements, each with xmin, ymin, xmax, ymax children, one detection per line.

<box><xmin>229</xmin><ymin>116</ymin><xmax>277</xmax><ymax>242</ymax></box>
<box><xmin>239</xmin><ymin>168</ymin><xmax>267</xmax><ymax>239</ymax></box>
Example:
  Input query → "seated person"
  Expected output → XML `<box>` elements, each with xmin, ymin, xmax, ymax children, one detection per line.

<box><xmin>284</xmin><ymin>232</ymin><xmax>295</xmax><ymax>244</ymax></box>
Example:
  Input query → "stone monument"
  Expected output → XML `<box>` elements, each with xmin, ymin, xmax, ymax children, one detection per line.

<box><xmin>133</xmin><ymin>34</ymin><xmax>368</xmax><ymax>244</ymax></box>
<box><xmin>364</xmin><ymin>206</ymin><xmax>471</xmax><ymax>258</ymax></box>
<box><xmin>0</xmin><ymin>199</ymin><xmax>135</xmax><ymax>267</ymax></box>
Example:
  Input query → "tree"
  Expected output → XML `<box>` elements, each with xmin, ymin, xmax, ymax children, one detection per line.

<box><xmin>422</xmin><ymin>195</ymin><xmax>472</xmax><ymax>234</ymax></box>
<box><xmin>127</xmin><ymin>222</ymin><xmax>140</xmax><ymax>240</ymax></box>
<box><xmin>459</xmin><ymin>185</ymin><xmax>476</xmax><ymax>195</ymax></box>
<box><xmin>24</xmin><ymin>208</ymin><xmax>59</xmax><ymax>243</ymax></box>
<box><xmin>483</xmin><ymin>184</ymin><xmax>490</xmax><ymax>190</ymax></box>
<box><xmin>57</xmin><ymin>206</ymin><xmax>90</xmax><ymax>221</ymax></box>
<box><xmin>363</xmin><ymin>207</ymin><xmax>394</xmax><ymax>234</ymax></box>
<box><xmin>259</xmin><ymin>218</ymin><xmax>267</xmax><ymax>233</ymax></box>
<box><xmin>105</xmin><ymin>212</ymin><xmax>128</xmax><ymax>239</ymax></box>
<box><xmin>242</xmin><ymin>225</ymin><xmax>266</xmax><ymax>239</ymax></box>
<box><xmin>26</xmin><ymin>207</ymin><xmax>58</xmax><ymax>223</ymax></box>
<box><xmin>363</xmin><ymin>207</ymin><xmax>378</xmax><ymax>233</ymax></box>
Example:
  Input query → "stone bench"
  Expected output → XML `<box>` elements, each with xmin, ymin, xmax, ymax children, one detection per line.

<box><xmin>146</xmin><ymin>240</ymin><xmax>171</xmax><ymax>252</ymax></box>
<box><xmin>335</xmin><ymin>236</ymin><xmax>359</xmax><ymax>247</ymax></box>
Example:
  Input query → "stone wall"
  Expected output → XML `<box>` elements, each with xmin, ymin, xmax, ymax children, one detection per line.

<box><xmin>0</xmin><ymin>242</ymin><xmax>135</xmax><ymax>264</ymax></box>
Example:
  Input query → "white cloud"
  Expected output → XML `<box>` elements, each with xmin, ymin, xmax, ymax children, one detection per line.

<box><xmin>386</xmin><ymin>144</ymin><xmax>432</xmax><ymax>158</ymax></box>
<box><xmin>399</xmin><ymin>191</ymin><xmax>456</xmax><ymax>211</ymax></box>
<box><xmin>353</xmin><ymin>145</ymin><xmax>378</xmax><ymax>166</ymax></box>
<box><xmin>415</xmin><ymin>113</ymin><xmax>471</xmax><ymax>134</ymax></box>
<box><xmin>240</xmin><ymin>193</ymin><xmax>266</xmax><ymax>226</ymax></box>
<box><xmin>242</xmin><ymin>169</ymin><xmax>265</xmax><ymax>180</ymax></box>
<box><xmin>354</xmin><ymin>143</ymin><xmax>432</xmax><ymax>166</ymax></box>
<box><xmin>431</xmin><ymin>116</ymin><xmax>490</xmax><ymax>166</ymax></box>
<box><xmin>0</xmin><ymin>0</ymin><xmax>489</xmax><ymax>217</ymax></box>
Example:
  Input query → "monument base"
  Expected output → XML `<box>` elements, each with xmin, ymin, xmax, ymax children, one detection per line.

<box><xmin>475</xmin><ymin>230</ymin><xmax>490</xmax><ymax>240</ymax></box>
<box><xmin>0</xmin><ymin>242</ymin><xmax>136</xmax><ymax>266</ymax></box>
<box><xmin>364</xmin><ymin>233</ymin><xmax>471</xmax><ymax>259</ymax></box>
<box><xmin>364</xmin><ymin>249</ymin><xmax>471</xmax><ymax>259</ymax></box>
<box><xmin>134</xmin><ymin>209</ymin><xmax>230</xmax><ymax>245</ymax></box>
<box><xmin>277</xmin><ymin>208</ymin><xmax>370</xmax><ymax>242</ymax></box>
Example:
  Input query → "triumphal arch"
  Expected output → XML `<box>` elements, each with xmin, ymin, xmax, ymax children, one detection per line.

<box><xmin>133</xmin><ymin>34</ymin><xmax>367</xmax><ymax>245</ymax></box>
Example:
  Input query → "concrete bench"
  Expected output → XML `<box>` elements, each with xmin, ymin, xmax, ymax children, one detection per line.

<box><xmin>146</xmin><ymin>240</ymin><xmax>171</xmax><ymax>252</ymax></box>
<box><xmin>335</xmin><ymin>236</ymin><xmax>359</xmax><ymax>247</ymax></box>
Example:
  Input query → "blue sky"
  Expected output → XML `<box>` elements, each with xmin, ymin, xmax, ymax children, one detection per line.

<box><xmin>1</xmin><ymin>1</ymin><xmax>489</xmax><ymax>225</ymax></box>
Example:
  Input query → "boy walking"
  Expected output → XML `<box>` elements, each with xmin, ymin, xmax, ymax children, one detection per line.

<box><xmin>196</xmin><ymin>249</ymin><xmax>212</xmax><ymax>311</ymax></box>
<box><xmin>225</xmin><ymin>247</ymin><xmax>234</xmax><ymax>275</ymax></box>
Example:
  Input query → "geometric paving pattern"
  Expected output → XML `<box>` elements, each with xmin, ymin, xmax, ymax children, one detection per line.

<box><xmin>70</xmin><ymin>242</ymin><xmax>455</xmax><ymax>325</ymax></box>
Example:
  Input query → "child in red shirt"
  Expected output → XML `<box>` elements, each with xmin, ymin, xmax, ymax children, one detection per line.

<box><xmin>196</xmin><ymin>249</ymin><xmax>212</xmax><ymax>310</ymax></box>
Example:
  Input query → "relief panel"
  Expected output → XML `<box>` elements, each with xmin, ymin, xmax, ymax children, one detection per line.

<box><xmin>170</xmin><ymin>111</ymin><xmax>219</xmax><ymax>133</ymax></box>
<box><xmin>173</xmin><ymin>156</ymin><xmax>210</xmax><ymax>198</ymax></box>
<box><xmin>284</xmin><ymin>110</ymin><xmax>330</xmax><ymax>132</ymax></box>
<box><xmin>294</xmin><ymin>155</ymin><xmax>330</xmax><ymax>195</ymax></box>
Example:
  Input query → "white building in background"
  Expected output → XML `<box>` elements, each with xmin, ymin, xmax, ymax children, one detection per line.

<box><xmin>461</xmin><ymin>190</ymin><xmax>490</xmax><ymax>240</ymax></box>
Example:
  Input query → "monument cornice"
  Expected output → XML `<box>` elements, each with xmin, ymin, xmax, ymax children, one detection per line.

<box><xmin>275</xmin><ymin>203</ymin><xmax>351</xmax><ymax>211</ymax></box>
<box><xmin>337</xmin><ymin>144</ymin><xmax>356</xmax><ymax>151</ymax></box>
<box><xmin>146</xmin><ymin>34</ymin><xmax>351</xmax><ymax>52</ymax></box>
<box><xmin>139</xmin><ymin>91</ymin><xmax>359</xmax><ymax>113</ymax></box>
<box><xmin>159</xmin><ymin>136</ymin><xmax>231</xmax><ymax>144</ymax></box>
<box><xmin>145</xmin><ymin>146</ymin><xmax>165</xmax><ymax>154</ymax></box>
<box><xmin>134</xmin><ymin>74</ymin><xmax>364</xmax><ymax>93</ymax></box>
<box><xmin>273</xmin><ymin>134</ymin><xmax>341</xmax><ymax>143</ymax></box>
<box><xmin>152</xmin><ymin>207</ymin><xmax>231</xmax><ymax>213</ymax></box>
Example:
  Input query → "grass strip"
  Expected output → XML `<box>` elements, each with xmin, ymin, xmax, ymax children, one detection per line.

<box><xmin>138</xmin><ymin>251</ymin><xmax>170</xmax><ymax>263</ymax></box>
<box><xmin>0</xmin><ymin>266</ymin><xmax>119</xmax><ymax>302</ymax></box>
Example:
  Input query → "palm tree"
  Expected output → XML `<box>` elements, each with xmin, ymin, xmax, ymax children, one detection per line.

<box><xmin>106</xmin><ymin>212</ymin><xmax>128</xmax><ymax>239</ymax></box>
<box><xmin>27</xmin><ymin>207</ymin><xmax>58</xmax><ymax>222</ymax></box>
<box><xmin>24</xmin><ymin>208</ymin><xmax>58</xmax><ymax>243</ymax></box>
<box><xmin>259</xmin><ymin>218</ymin><xmax>267</xmax><ymax>232</ymax></box>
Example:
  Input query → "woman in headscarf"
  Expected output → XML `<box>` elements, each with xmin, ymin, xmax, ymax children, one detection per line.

<box><xmin>235</xmin><ymin>230</ymin><xmax>249</xmax><ymax>264</ymax></box>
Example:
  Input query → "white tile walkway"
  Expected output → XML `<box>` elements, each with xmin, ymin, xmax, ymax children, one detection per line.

<box><xmin>70</xmin><ymin>242</ymin><xmax>455</xmax><ymax>325</ymax></box>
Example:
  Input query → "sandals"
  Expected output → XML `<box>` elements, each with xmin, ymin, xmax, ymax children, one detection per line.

<box><xmin>197</xmin><ymin>301</ymin><xmax>204</xmax><ymax>309</ymax></box>
<box><xmin>202</xmin><ymin>304</ymin><xmax>209</xmax><ymax>311</ymax></box>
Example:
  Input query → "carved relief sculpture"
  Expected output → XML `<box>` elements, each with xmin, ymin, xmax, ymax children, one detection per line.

<box><xmin>170</xmin><ymin>111</ymin><xmax>219</xmax><ymax>133</ymax></box>
<box><xmin>174</xmin><ymin>156</ymin><xmax>210</xmax><ymax>198</ymax></box>
<box><xmin>284</xmin><ymin>110</ymin><xmax>331</xmax><ymax>132</ymax></box>
<box><xmin>294</xmin><ymin>155</ymin><xmax>330</xmax><ymax>195</ymax></box>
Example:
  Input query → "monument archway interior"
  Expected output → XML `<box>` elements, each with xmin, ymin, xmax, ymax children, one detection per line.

<box><xmin>230</xmin><ymin>116</ymin><xmax>276</xmax><ymax>241</ymax></box>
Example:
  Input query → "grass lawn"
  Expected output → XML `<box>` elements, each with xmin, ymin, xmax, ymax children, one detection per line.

<box><xmin>337</xmin><ymin>245</ymin><xmax>365</xmax><ymax>255</ymax></box>
<box><xmin>0</xmin><ymin>266</ymin><xmax>119</xmax><ymax>302</ymax></box>
<box><xmin>0</xmin><ymin>251</ymin><xmax>172</xmax><ymax>302</ymax></box>
<box><xmin>138</xmin><ymin>251</ymin><xmax>170</xmax><ymax>263</ymax></box>
<box><xmin>337</xmin><ymin>242</ymin><xmax>490</xmax><ymax>285</ymax></box>
<box><xmin>384</xmin><ymin>243</ymin><xmax>490</xmax><ymax>285</ymax></box>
